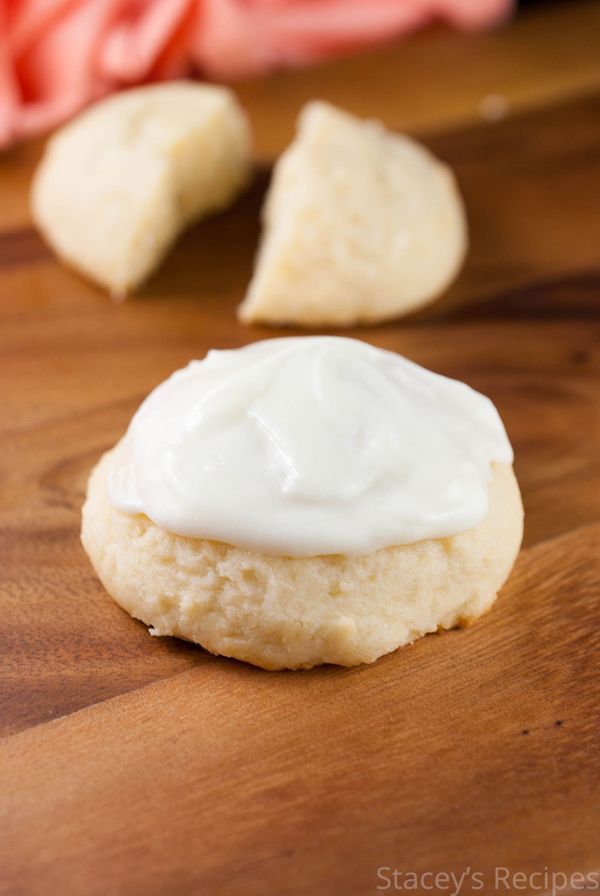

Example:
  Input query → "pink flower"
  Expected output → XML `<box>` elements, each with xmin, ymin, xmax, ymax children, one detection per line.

<box><xmin>0</xmin><ymin>0</ymin><xmax>512</xmax><ymax>147</ymax></box>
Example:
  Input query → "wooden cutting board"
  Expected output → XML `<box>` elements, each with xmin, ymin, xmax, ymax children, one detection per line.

<box><xmin>1</xmin><ymin>3</ymin><xmax>599</xmax><ymax>894</ymax></box>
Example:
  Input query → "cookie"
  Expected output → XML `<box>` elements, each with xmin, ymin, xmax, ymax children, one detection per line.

<box><xmin>32</xmin><ymin>82</ymin><xmax>251</xmax><ymax>296</ymax></box>
<box><xmin>239</xmin><ymin>101</ymin><xmax>466</xmax><ymax>326</ymax></box>
<box><xmin>82</xmin><ymin>454</ymin><xmax>522</xmax><ymax>670</ymax></box>
<box><xmin>81</xmin><ymin>338</ymin><xmax>522</xmax><ymax>670</ymax></box>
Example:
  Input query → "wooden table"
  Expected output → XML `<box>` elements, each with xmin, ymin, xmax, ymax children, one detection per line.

<box><xmin>1</xmin><ymin>3</ymin><xmax>600</xmax><ymax>894</ymax></box>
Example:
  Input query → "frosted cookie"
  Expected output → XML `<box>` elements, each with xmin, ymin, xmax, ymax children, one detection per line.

<box><xmin>239</xmin><ymin>102</ymin><xmax>467</xmax><ymax>327</ymax></box>
<box><xmin>32</xmin><ymin>82</ymin><xmax>251</xmax><ymax>296</ymax></box>
<box><xmin>81</xmin><ymin>337</ymin><xmax>523</xmax><ymax>670</ymax></box>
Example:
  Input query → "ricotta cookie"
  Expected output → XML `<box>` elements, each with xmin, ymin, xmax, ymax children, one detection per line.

<box><xmin>32</xmin><ymin>82</ymin><xmax>251</xmax><ymax>296</ymax></box>
<box><xmin>81</xmin><ymin>337</ymin><xmax>523</xmax><ymax>669</ymax></box>
<box><xmin>239</xmin><ymin>102</ymin><xmax>467</xmax><ymax>327</ymax></box>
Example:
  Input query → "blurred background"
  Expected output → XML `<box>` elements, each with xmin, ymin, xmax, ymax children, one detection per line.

<box><xmin>0</xmin><ymin>0</ymin><xmax>590</xmax><ymax>156</ymax></box>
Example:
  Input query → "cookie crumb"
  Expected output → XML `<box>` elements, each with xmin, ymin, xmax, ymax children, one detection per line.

<box><xmin>479</xmin><ymin>93</ymin><xmax>508</xmax><ymax>122</ymax></box>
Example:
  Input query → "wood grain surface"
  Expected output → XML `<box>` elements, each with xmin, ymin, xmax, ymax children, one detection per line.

<box><xmin>1</xmin><ymin>3</ymin><xmax>599</xmax><ymax>894</ymax></box>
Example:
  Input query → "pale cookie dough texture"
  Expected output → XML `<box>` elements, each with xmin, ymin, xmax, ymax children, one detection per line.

<box><xmin>31</xmin><ymin>82</ymin><xmax>251</xmax><ymax>295</ymax></box>
<box><xmin>239</xmin><ymin>101</ymin><xmax>467</xmax><ymax>327</ymax></box>
<box><xmin>82</xmin><ymin>453</ymin><xmax>523</xmax><ymax>671</ymax></box>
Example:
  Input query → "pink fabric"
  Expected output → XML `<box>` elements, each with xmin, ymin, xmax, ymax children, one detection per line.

<box><xmin>0</xmin><ymin>0</ymin><xmax>512</xmax><ymax>147</ymax></box>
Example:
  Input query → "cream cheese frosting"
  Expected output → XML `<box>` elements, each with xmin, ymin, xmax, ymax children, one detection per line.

<box><xmin>107</xmin><ymin>337</ymin><xmax>513</xmax><ymax>556</ymax></box>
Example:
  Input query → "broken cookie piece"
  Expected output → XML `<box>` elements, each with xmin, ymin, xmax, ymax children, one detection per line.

<box><xmin>239</xmin><ymin>101</ymin><xmax>466</xmax><ymax>327</ymax></box>
<box><xmin>32</xmin><ymin>82</ymin><xmax>251</xmax><ymax>296</ymax></box>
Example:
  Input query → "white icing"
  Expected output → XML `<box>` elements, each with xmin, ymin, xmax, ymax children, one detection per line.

<box><xmin>108</xmin><ymin>337</ymin><xmax>513</xmax><ymax>556</ymax></box>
